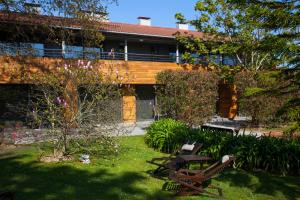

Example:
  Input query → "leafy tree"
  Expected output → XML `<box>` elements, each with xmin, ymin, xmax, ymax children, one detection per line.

<box><xmin>27</xmin><ymin>60</ymin><xmax>125</xmax><ymax>156</ymax></box>
<box><xmin>177</xmin><ymin>0</ymin><xmax>300</xmax><ymax>134</ymax></box>
<box><xmin>230</xmin><ymin>0</ymin><xmax>300</xmax><ymax>134</ymax></box>
<box><xmin>0</xmin><ymin>0</ymin><xmax>117</xmax><ymax>48</ymax></box>
<box><xmin>0</xmin><ymin>0</ymin><xmax>126</xmax><ymax>157</ymax></box>
<box><xmin>175</xmin><ymin>0</ymin><xmax>295</xmax><ymax>71</ymax></box>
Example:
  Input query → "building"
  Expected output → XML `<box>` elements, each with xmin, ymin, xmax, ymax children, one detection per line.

<box><xmin>0</xmin><ymin>8</ymin><xmax>237</xmax><ymax>125</ymax></box>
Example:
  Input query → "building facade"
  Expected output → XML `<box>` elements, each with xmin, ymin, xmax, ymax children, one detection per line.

<box><xmin>0</xmin><ymin>10</ymin><xmax>237</xmax><ymax>125</ymax></box>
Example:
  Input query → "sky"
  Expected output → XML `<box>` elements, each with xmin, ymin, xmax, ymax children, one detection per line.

<box><xmin>107</xmin><ymin>0</ymin><xmax>198</xmax><ymax>29</ymax></box>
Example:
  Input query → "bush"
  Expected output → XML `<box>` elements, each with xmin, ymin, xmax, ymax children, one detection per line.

<box><xmin>195</xmin><ymin>130</ymin><xmax>300</xmax><ymax>175</ymax></box>
<box><xmin>156</xmin><ymin>70</ymin><xmax>219</xmax><ymax>126</ymax></box>
<box><xmin>145</xmin><ymin>119</ymin><xmax>190</xmax><ymax>153</ymax></box>
<box><xmin>145</xmin><ymin>125</ymin><xmax>300</xmax><ymax>175</ymax></box>
<box><xmin>234</xmin><ymin>70</ymin><xmax>299</xmax><ymax>127</ymax></box>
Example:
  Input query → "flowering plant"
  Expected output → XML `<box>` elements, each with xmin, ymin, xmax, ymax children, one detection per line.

<box><xmin>28</xmin><ymin>59</ymin><xmax>127</xmax><ymax>156</ymax></box>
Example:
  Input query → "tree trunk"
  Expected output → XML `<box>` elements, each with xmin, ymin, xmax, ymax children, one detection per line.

<box><xmin>63</xmin><ymin>128</ymin><xmax>68</xmax><ymax>154</ymax></box>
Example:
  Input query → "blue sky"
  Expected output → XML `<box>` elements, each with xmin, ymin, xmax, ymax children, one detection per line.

<box><xmin>107</xmin><ymin>0</ymin><xmax>198</xmax><ymax>29</ymax></box>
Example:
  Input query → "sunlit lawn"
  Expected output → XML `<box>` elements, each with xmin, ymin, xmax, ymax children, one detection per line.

<box><xmin>0</xmin><ymin>136</ymin><xmax>299</xmax><ymax>200</ymax></box>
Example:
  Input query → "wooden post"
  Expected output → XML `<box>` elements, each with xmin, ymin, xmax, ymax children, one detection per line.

<box><xmin>228</xmin><ymin>84</ymin><xmax>238</xmax><ymax>119</ymax></box>
<box><xmin>122</xmin><ymin>86</ymin><xmax>136</xmax><ymax>123</ymax></box>
<box><xmin>218</xmin><ymin>82</ymin><xmax>238</xmax><ymax>119</ymax></box>
<box><xmin>122</xmin><ymin>96</ymin><xmax>136</xmax><ymax>123</ymax></box>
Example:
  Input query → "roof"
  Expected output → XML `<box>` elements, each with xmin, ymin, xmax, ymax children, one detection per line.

<box><xmin>0</xmin><ymin>12</ymin><xmax>204</xmax><ymax>39</ymax></box>
<box><xmin>99</xmin><ymin>22</ymin><xmax>204</xmax><ymax>38</ymax></box>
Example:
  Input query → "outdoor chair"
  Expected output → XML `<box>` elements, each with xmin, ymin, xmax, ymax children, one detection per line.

<box><xmin>168</xmin><ymin>155</ymin><xmax>235</xmax><ymax>199</ymax></box>
<box><xmin>147</xmin><ymin>143</ymin><xmax>203</xmax><ymax>174</ymax></box>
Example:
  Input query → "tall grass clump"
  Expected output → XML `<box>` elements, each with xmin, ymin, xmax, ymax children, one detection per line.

<box><xmin>145</xmin><ymin>119</ymin><xmax>189</xmax><ymax>153</ymax></box>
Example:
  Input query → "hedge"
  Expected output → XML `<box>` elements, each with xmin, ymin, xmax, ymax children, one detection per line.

<box><xmin>156</xmin><ymin>70</ymin><xmax>219</xmax><ymax>126</ymax></box>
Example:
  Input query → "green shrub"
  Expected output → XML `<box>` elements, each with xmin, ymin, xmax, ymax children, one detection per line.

<box><xmin>156</xmin><ymin>70</ymin><xmax>219</xmax><ymax>126</ymax></box>
<box><xmin>193</xmin><ymin>129</ymin><xmax>300</xmax><ymax>175</ymax></box>
<box><xmin>145</xmin><ymin>119</ymin><xmax>190</xmax><ymax>153</ymax></box>
<box><xmin>234</xmin><ymin>70</ymin><xmax>299</xmax><ymax>127</ymax></box>
<box><xmin>146</xmin><ymin>126</ymin><xmax>300</xmax><ymax>175</ymax></box>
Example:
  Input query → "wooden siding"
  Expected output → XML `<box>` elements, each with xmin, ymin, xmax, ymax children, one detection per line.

<box><xmin>0</xmin><ymin>56</ymin><xmax>238</xmax><ymax>120</ymax></box>
<box><xmin>0</xmin><ymin>56</ymin><xmax>186</xmax><ymax>84</ymax></box>
<box><xmin>218</xmin><ymin>83</ymin><xmax>238</xmax><ymax>119</ymax></box>
<box><xmin>122</xmin><ymin>96</ymin><xmax>136</xmax><ymax>123</ymax></box>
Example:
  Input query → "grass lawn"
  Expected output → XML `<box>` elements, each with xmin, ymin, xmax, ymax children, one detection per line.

<box><xmin>0</xmin><ymin>136</ymin><xmax>299</xmax><ymax>200</ymax></box>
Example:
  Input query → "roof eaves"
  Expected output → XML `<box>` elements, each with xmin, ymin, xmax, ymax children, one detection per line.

<box><xmin>100</xmin><ymin>30</ymin><xmax>176</xmax><ymax>39</ymax></box>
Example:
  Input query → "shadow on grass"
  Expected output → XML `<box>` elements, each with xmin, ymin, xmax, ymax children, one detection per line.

<box><xmin>217</xmin><ymin>169</ymin><xmax>300</xmax><ymax>200</ymax></box>
<box><xmin>0</xmin><ymin>153</ymin><xmax>173</xmax><ymax>200</ymax></box>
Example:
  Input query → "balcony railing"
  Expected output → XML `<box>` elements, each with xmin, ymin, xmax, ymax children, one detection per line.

<box><xmin>0</xmin><ymin>44</ymin><xmax>180</xmax><ymax>63</ymax></box>
<box><xmin>0</xmin><ymin>43</ymin><xmax>237</xmax><ymax>65</ymax></box>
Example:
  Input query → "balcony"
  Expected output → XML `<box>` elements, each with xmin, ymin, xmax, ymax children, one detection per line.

<box><xmin>0</xmin><ymin>43</ymin><xmax>180</xmax><ymax>63</ymax></box>
<box><xmin>0</xmin><ymin>42</ymin><xmax>237</xmax><ymax>66</ymax></box>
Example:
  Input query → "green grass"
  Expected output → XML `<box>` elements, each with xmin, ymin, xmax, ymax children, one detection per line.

<box><xmin>0</xmin><ymin>136</ymin><xmax>299</xmax><ymax>200</ymax></box>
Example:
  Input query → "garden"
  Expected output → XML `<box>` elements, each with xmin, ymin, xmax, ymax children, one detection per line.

<box><xmin>1</xmin><ymin>0</ymin><xmax>300</xmax><ymax>199</ymax></box>
<box><xmin>1</xmin><ymin>136</ymin><xmax>300</xmax><ymax>200</ymax></box>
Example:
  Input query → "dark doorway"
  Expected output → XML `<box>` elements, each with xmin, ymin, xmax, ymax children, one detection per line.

<box><xmin>135</xmin><ymin>85</ymin><xmax>155</xmax><ymax>121</ymax></box>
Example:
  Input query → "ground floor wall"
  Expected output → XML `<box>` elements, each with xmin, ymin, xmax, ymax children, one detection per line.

<box><xmin>122</xmin><ymin>83</ymin><xmax>238</xmax><ymax>123</ymax></box>
<box><xmin>0</xmin><ymin>83</ymin><xmax>237</xmax><ymax>126</ymax></box>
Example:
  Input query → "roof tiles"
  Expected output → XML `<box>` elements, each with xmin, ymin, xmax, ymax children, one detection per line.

<box><xmin>0</xmin><ymin>12</ymin><xmax>204</xmax><ymax>39</ymax></box>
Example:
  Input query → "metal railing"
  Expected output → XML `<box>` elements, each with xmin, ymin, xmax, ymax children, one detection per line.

<box><xmin>0</xmin><ymin>43</ymin><xmax>236</xmax><ymax>65</ymax></box>
<box><xmin>0</xmin><ymin>44</ymin><xmax>180</xmax><ymax>63</ymax></box>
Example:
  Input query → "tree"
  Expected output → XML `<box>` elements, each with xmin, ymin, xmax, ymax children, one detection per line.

<box><xmin>230</xmin><ymin>0</ymin><xmax>300</xmax><ymax>134</ymax></box>
<box><xmin>27</xmin><ymin>60</ymin><xmax>125</xmax><ymax>157</ymax></box>
<box><xmin>0</xmin><ymin>0</ymin><xmax>128</xmax><ymax>157</ymax></box>
<box><xmin>176</xmin><ymin>1</ymin><xmax>300</xmax><ymax>134</ymax></box>
<box><xmin>175</xmin><ymin>0</ymin><xmax>294</xmax><ymax>71</ymax></box>
<box><xmin>0</xmin><ymin>0</ymin><xmax>117</xmax><ymax>49</ymax></box>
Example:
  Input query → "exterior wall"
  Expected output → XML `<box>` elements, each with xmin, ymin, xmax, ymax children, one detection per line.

<box><xmin>0</xmin><ymin>56</ymin><xmax>238</xmax><ymax>123</ymax></box>
<box><xmin>218</xmin><ymin>83</ymin><xmax>238</xmax><ymax>119</ymax></box>
<box><xmin>0</xmin><ymin>56</ymin><xmax>185</xmax><ymax>84</ymax></box>
<box><xmin>127</xmin><ymin>42</ymin><xmax>174</xmax><ymax>55</ymax></box>
<box><xmin>135</xmin><ymin>85</ymin><xmax>156</xmax><ymax>121</ymax></box>
<box><xmin>103</xmin><ymin>40</ymin><xmax>123</xmax><ymax>52</ymax></box>
<box><xmin>99</xmin><ymin>40</ymin><xmax>175</xmax><ymax>55</ymax></box>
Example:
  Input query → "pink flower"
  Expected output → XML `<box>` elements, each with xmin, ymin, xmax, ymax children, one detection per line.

<box><xmin>64</xmin><ymin>101</ymin><xmax>68</xmax><ymax>108</ymax></box>
<box><xmin>11</xmin><ymin>132</ymin><xmax>18</xmax><ymax>142</ymax></box>
<box><xmin>56</xmin><ymin>97</ymin><xmax>62</xmax><ymax>104</ymax></box>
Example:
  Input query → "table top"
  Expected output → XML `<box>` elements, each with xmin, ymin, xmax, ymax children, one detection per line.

<box><xmin>177</xmin><ymin>155</ymin><xmax>212</xmax><ymax>162</ymax></box>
